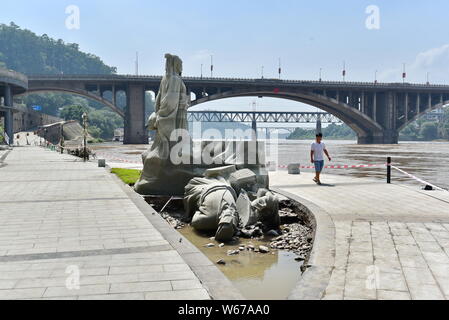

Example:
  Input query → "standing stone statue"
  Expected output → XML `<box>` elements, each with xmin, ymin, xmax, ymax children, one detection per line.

<box><xmin>135</xmin><ymin>54</ymin><xmax>191</xmax><ymax>195</ymax></box>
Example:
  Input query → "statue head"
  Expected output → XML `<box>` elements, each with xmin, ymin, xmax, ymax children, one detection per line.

<box><xmin>164</xmin><ymin>53</ymin><xmax>183</xmax><ymax>76</ymax></box>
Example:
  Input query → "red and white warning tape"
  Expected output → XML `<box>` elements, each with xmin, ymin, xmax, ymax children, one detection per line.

<box><xmin>278</xmin><ymin>164</ymin><xmax>385</xmax><ymax>170</ymax></box>
<box><xmin>96</xmin><ymin>152</ymin><xmax>142</xmax><ymax>165</ymax></box>
<box><xmin>390</xmin><ymin>165</ymin><xmax>448</xmax><ymax>192</ymax></box>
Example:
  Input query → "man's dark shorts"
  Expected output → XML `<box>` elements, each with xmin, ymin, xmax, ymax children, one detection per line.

<box><xmin>314</xmin><ymin>160</ymin><xmax>325</xmax><ymax>173</ymax></box>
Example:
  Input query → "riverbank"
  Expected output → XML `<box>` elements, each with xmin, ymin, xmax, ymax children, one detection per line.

<box><xmin>0</xmin><ymin>147</ymin><xmax>242</xmax><ymax>300</ymax></box>
<box><xmin>270</xmin><ymin>171</ymin><xmax>449</xmax><ymax>300</ymax></box>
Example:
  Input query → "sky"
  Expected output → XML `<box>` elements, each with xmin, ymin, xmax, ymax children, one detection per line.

<box><xmin>2</xmin><ymin>0</ymin><xmax>449</xmax><ymax>112</ymax></box>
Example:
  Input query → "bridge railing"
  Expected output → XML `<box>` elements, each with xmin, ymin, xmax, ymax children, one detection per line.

<box><xmin>26</xmin><ymin>73</ymin><xmax>449</xmax><ymax>89</ymax></box>
<box><xmin>0</xmin><ymin>68</ymin><xmax>28</xmax><ymax>85</ymax></box>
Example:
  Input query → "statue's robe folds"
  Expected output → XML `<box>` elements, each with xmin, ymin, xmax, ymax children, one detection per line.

<box><xmin>134</xmin><ymin>73</ymin><xmax>190</xmax><ymax>195</ymax></box>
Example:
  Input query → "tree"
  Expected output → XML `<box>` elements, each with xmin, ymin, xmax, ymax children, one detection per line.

<box><xmin>0</xmin><ymin>23</ymin><xmax>116</xmax><ymax>75</ymax></box>
<box><xmin>60</xmin><ymin>105</ymin><xmax>88</xmax><ymax>123</ymax></box>
<box><xmin>419</xmin><ymin>122</ymin><xmax>438</xmax><ymax>141</ymax></box>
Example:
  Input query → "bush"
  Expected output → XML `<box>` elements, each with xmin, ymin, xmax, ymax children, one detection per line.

<box><xmin>420</xmin><ymin>122</ymin><xmax>439</xmax><ymax>141</ymax></box>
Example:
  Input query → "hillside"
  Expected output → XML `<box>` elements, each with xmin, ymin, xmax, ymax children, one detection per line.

<box><xmin>0</xmin><ymin>22</ymin><xmax>116</xmax><ymax>74</ymax></box>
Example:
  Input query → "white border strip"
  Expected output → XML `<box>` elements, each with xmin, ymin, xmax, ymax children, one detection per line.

<box><xmin>391</xmin><ymin>165</ymin><xmax>448</xmax><ymax>192</ymax></box>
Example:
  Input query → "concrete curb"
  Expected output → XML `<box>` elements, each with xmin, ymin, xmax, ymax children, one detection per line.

<box><xmin>0</xmin><ymin>149</ymin><xmax>11</xmax><ymax>163</ymax></box>
<box><xmin>271</xmin><ymin>187</ymin><xmax>336</xmax><ymax>300</ymax></box>
<box><xmin>107</xmin><ymin>166</ymin><xmax>245</xmax><ymax>300</ymax></box>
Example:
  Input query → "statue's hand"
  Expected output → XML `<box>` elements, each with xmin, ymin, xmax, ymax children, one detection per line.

<box><xmin>147</xmin><ymin>112</ymin><xmax>158</xmax><ymax>130</ymax></box>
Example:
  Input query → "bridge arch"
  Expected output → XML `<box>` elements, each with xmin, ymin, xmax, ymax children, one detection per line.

<box><xmin>191</xmin><ymin>89</ymin><xmax>384</xmax><ymax>143</ymax></box>
<box><xmin>398</xmin><ymin>99</ymin><xmax>449</xmax><ymax>131</ymax></box>
<box><xmin>18</xmin><ymin>87</ymin><xmax>125</xmax><ymax>118</ymax></box>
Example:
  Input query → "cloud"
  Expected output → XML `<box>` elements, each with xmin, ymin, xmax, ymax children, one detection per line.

<box><xmin>379</xmin><ymin>44</ymin><xmax>449</xmax><ymax>84</ymax></box>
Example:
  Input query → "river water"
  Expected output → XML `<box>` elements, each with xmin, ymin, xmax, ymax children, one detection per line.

<box><xmin>93</xmin><ymin>140</ymin><xmax>449</xmax><ymax>190</ymax></box>
<box><xmin>274</xmin><ymin>140</ymin><xmax>449</xmax><ymax>190</ymax></box>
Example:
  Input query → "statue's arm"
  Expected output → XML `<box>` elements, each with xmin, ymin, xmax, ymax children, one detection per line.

<box><xmin>179</xmin><ymin>83</ymin><xmax>190</xmax><ymax>110</ymax></box>
<box><xmin>154</xmin><ymin>90</ymin><xmax>162</xmax><ymax>113</ymax></box>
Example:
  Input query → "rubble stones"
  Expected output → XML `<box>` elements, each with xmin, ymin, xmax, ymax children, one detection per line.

<box><xmin>227</xmin><ymin>250</ymin><xmax>240</xmax><ymax>256</ymax></box>
<box><xmin>259</xmin><ymin>246</ymin><xmax>270</xmax><ymax>253</ymax></box>
<box><xmin>269</xmin><ymin>222</ymin><xmax>313</xmax><ymax>257</ymax></box>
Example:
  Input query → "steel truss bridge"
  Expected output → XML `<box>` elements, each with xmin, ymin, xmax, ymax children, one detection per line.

<box><xmin>187</xmin><ymin>111</ymin><xmax>342</xmax><ymax>124</ymax></box>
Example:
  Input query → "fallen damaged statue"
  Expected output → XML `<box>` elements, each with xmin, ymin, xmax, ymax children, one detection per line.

<box><xmin>184</xmin><ymin>165</ymin><xmax>280</xmax><ymax>242</ymax></box>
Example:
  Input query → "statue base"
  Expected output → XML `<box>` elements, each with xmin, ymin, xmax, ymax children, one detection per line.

<box><xmin>134</xmin><ymin>140</ymin><xmax>269</xmax><ymax>196</ymax></box>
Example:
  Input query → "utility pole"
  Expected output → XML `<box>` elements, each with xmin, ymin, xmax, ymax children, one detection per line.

<box><xmin>210</xmin><ymin>55</ymin><xmax>214</xmax><ymax>78</ymax></box>
<box><xmin>375</xmin><ymin>70</ymin><xmax>378</xmax><ymax>84</ymax></box>
<box><xmin>261</xmin><ymin>66</ymin><xmax>264</xmax><ymax>79</ymax></box>
<box><xmin>319</xmin><ymin>68</ymin><xmax>322</xmax><ymax>82</ymax></box>
<box><xmin>135</xmin><ymin>52</ymin><xmax>139</xmax><ymax>76</ymax></box>
<box><xmin>426</xmin><ymin>72</ymin><xmax>430</xmax><ymax>85</ymax></box>
<box><xmin>402</xmin><ymin>63</ymin><xmax>406</xmax><ymax>84</ymax></box>
<box><xmin>201</xmin><ymin>64</ymin><xmax>203</xmax><ymax>79</ymax></box>
<box><xmin>342</xmin><ymin>61</ymin><xmax>346</xmax><ymax>82</ymax></box>
<box><xmin>278</xmin><ymin>58</ymin><xmax>282</xmax><ymax>80</ymax></box>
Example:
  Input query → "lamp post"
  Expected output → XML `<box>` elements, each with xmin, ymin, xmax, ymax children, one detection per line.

<box><xmin>82</xmin><ymin>112</ymin><xmax>88</xmax><ymax>162</ymax></box>
<box><xmin>59</xmin><ymin>122</ymin><xmax>65</xmax><ymax>154</ymax></box>
<box><xmin>210</xmin><ymin>55</ymin><xmax>214</xmax><ymax>78</ymax></box>
<box><xmin>278</xmin><ymin>58</ymin><xmax>282</xmax><ymax>80</ymax></box>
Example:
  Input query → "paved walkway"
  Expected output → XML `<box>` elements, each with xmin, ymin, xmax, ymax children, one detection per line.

<box><xmin>270</xmin><ymin>171</ymin><xmax>449</xmax><ymax>300</ymax></box>
<box><xmin>0</xmin><ymin>147</ymin><xmax>211</xmax><ymax>300</ymax></box>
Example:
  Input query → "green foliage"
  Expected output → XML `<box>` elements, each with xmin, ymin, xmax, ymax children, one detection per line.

<box><xmin>287</xmin><ymin>123</ymin><xmax>356</xmax><ymax>140</ymax></box>
<box><xmin>0</xmin><ymin>124</ymin><xmax>4</xmax><ymax>143</ymax></box>
<box><xmin>0</xmin><ymin>22</ymin><xmax>116</xmax><ymax>74</ymax></box>
<box><xmin>0</xmin><ymin>22</ymin><xmax>129</xmax><ymax>141</ymax></box>
<box><xmin>400</xmin><ymin>108</ymin><xmax>449</xmax><ymax>141</ymax></box>
<box><xmin>88</xmin><ymin>109</ymin><xmax>124</xmax><ymax>140</ymax></box>
<box><xmin>111</xmin><ymin>168</ymin><xmax>142</xmax><ymax>186</ymax></box>
<box><xmin>60</xmin><ymin>105</ymin><xmax>88</xmax><ymax>123</ymax></box>
<box><xmin>60</xmin><ymin>105</ymin><xmax>124</xmax><ymax>140</ymax></box>
<box><xmin>420</xmin><ymin>122</ymin><xmax>439</xmax><ymax>140</ymax></box>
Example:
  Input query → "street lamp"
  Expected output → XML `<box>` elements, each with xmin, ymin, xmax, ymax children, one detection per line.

<box><xmin>82</xmin><ymin>112</ymin><xmax>88</xmax><ymax>162</ymax></box>
<box><xmin>59</xmin><ymin>122</ymin><xmax>65</xmax><ymax>154</ymax></box>
<box><xmin>210</xmin><ymin>55</ymin><xmax>214</xmax><ymax>78</ymax></box>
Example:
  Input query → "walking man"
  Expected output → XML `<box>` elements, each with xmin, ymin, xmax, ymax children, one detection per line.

<box><xmin>311</xmin><ymin>133</ymin><xmax>332</xmax><ymax>185</ymax></box>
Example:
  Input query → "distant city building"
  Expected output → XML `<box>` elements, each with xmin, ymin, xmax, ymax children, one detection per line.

<box><xmin>113</xmin><ymin>128</ymin><xmax>124</xmax><ymax>142</ymax></box>
<box><xmin>423</xmin><ymin>107</ymin><xmax>446</xmax><ymax>122</ymax></box>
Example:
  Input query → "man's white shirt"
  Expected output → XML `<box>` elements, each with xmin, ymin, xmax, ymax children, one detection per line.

<box><xmin>311</xmin><ymin>142</ymin><xmax>326</xmax><ymax>161</ymax></box>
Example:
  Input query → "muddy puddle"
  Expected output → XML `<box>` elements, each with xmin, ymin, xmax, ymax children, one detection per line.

<box><xmin>146</xmin><ymin>196</ymin><xmax>313</xmax><ymax>300</ymax></box>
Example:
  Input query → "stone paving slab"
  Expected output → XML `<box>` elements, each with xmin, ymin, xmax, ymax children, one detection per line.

<box><xmin>0</xmin><ymin>147</ymin><xmax>215</xmax><ymax>300</ymax></box>
<box><xmin>270</xmin><ymin>171</ymin><xmax>449</xmax><ymax>300</ymax></box>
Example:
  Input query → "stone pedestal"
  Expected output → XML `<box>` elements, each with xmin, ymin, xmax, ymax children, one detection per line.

<box><xmin>134</xmin><ymin>140</ymin><xmax>269</xmax><ymax>196</ymax></box>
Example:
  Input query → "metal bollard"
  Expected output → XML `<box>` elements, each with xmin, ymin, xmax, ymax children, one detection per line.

<box><xmin>387</xmin><ymin>157</ymin><xmax>392</xmax><ymax>184</ymax></box>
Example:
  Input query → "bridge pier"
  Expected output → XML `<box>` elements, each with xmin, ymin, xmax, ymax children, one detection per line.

<box><xmin>3</xmin><ymin>84</ymin><xmax>13</xmax><ymax>145</ymax></box>
<box><xmin>357</xmin><ymin>130</ymin><xmax>399</xmax><ymax>144</ymax></box>
<box><xmin>124</xmin><ymin>84</ymin><xmax>148</xmax><ymax>145</ymax></box>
